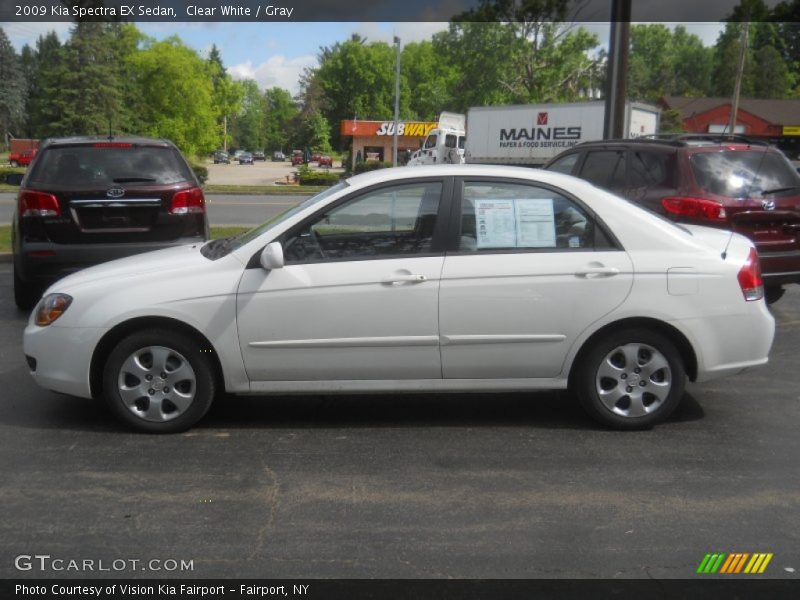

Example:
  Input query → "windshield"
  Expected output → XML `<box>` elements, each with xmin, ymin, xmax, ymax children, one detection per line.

<box><xmin>201</xmin><ymin>181</ymin><xmax>348</xmax><ymax>259</ymax></box>
<box><xmin>689</xmin><ymin>150</ymin><xmax>800</xmax><ymax>198</ymax></box>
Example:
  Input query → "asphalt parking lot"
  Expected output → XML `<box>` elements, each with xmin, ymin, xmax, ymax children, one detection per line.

<box><xmin>0</xmin><ymin>265</ymin><xmax>798</xmax><ymax>579</ymax></box>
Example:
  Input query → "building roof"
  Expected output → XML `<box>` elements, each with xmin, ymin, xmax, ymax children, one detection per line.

<box><xmin>661</xmin><ymin>96</ymin><xmax>800</xmax><ymax>126</ymax></box>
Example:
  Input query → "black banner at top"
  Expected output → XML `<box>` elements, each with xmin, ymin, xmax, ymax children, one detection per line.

<box><xmin>0</xmin><ymin>0</ymin><xmax>792</xmax><ymax>23</ymax></box>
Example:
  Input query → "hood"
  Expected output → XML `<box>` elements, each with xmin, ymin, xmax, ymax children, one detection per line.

<box><xmin>47</xmin><ymin>243</ymin><xmax>214</xmax><ymax>294</ymax></box>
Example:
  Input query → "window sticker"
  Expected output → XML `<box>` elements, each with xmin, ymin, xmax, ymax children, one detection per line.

<box><xmin>475</xmin><ymin>199</ymin><xmax>517</xmax><ymax>248</ymax></box>
<box><xmin>474</xmin><ymin>198</ymin><xmax>556</xmax><ymax>248</ymax></box>
<box><xmin>515</xmin><ymin>198</ymin><xmax>556</xmax><ymax>247</ymax></box>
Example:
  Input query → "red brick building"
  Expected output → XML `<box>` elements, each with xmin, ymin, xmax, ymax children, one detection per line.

<box><xmin>659</xmin><ymin>96</ymin><xmax>800</xmax><ymax>159</ymax></box>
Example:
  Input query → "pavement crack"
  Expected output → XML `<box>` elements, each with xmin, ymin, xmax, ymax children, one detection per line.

<box><xmin>247</xmin><ymin>464</ymin><xmax>281</xmax><ymax>561</ymax></box>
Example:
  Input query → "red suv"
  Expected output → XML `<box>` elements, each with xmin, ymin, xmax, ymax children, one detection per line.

<box><xmin>545</xmin><ymin>135</ymin><xmax>800</xmax><ymax>303</ymax></box>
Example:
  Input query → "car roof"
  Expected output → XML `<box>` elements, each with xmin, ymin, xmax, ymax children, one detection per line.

<box><xmin>343</xmin><ymin>163</ymin><xmax>592</xmax><ymax>191</ymax></box>
<box><xmin>40</xmin><ymin>136</ymin><xmax>175</xmax><ymax>148</ymax></box>
<box><xmin>571</xmin><ymin>135</ymin><xmax>772</xmax><ymax>152</ymax></box>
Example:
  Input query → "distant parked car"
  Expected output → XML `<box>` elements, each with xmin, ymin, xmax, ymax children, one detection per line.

<box><xmin>311</xmin><ymin>152</ymin><xmax>323</xmax><ymax>163</ymax></box>
<box><xmin>272</xmin><ymin>151</ymin><xmax>286</xmax><ymax>162</ymax></box>
<box><xmin>9</xmin><ymin>149</ymin><xmax>37</xmax><ymax>168</ymax></box>
<box><xmin>544</xmin><ymin>134</ymin><xmax>800</xmax><ymax>304</ymax></box>
<box><xmin>238</xmin><ymin>152</ymin><xmax>254</xmax><ymax>165</ymax></box>
<box><xmin>317</xmin><ymin>155</ymin><xmax>333</xmax><ymax>167</ymax></box>
<box><xmin>253</xmin><ymin>151</ymin><xmax>266</xmax><ymax>161</ymax></box>
<box><xmin>291</xmin><ymin>151</ymin><xmax>305</xmax><ymax>166</ymax></box>
<box><xmin>10</xmin><ymin>136</ymin><xmax>208</xmax><ymax>309</ymax></box>
<box><xmin>213</xmin><ymin>151</ymin><xmax>230</xmax><ymax>164</ymax></box>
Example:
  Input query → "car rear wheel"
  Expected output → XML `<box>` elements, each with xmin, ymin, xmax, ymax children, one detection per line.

<box><xmin>573</xmin><ymin>329</ymin><xmax>686</xmax><ymax>430</ymax></box>
<box><xmin>13</xmin><ymin>265</ymin><xmax>42</xmax><ymax>310</ymax></box>
<box><xmin>102</xmin><ymin>329</ymin><xmax>216</xmax><ymax>433</ymax></box>
<box><xmin>764</xmin><ymin>285</ymin><xmax>785</xmax><ymax>305</ymax></box>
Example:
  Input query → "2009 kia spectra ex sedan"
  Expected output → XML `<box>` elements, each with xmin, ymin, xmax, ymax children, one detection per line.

<box><xmin>23</xmin><ymin>165</ymin><xmax>775</xmax><ymax>433</ymax></box>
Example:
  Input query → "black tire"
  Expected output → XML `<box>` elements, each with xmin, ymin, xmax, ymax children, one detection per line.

<box><xmin>102</xmin><ymin>329</ymin><xmax>217</xmax><ymax>433</ymax></box>
<box><xmin>572</xmin><ymin>328</ymin><xmax>686</xmax><ymax>430</ymax></box>
<box><xmin>13</xmin><ymin>265</ymin><xmax>41</xmax><ymax>310</ymax></box>
<box><xmin>765</xmin><ymin>285</ymin><xmax>785</xmax><ymax>305</ymax></box>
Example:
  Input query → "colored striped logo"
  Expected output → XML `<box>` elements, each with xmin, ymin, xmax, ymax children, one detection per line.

<box><xmin>697</xmin><ymin>552</ymin><xmax>773</xmax><ymax>574</ymax></box>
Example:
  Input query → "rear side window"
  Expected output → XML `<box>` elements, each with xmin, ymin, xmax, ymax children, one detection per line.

<box><xmin>629</xmin><ymin>150</ymin><xmax>674</xmax><ymax>187</ymax></box>
<box><xmin>580</xmin><ymin>150</ymin><xmax>626</xmax><ymax>189</ymax></box>
<box><xmin>28</xmin><ymin>145</ymin><xmax>194</xmax><ymax>187</ymax></box>
<box><xmin>689</xmin><ymin>151</ymin><xmax>800</xmax><ymax>198</ymax></box>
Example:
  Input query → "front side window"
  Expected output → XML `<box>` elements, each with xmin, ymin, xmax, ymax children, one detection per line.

<box><xmin>284</xmin><ymin>182</ymin><xmax>442</xmax><ymax>262</ymax></box>
<box><xmin>458</xmin><ymin>182</ymin><xmax>595</xmax><ymax>252</ymax></box>
<box><xmin>424</xmin><ymin>134</ymin><xmax>438</xmax><ymax>149</ymax></box>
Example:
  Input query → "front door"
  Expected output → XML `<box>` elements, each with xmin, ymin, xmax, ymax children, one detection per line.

<box><xmin>237</xmin><ymin>179</ymin><xmax>449</xmax><ymax>382</ymax></box>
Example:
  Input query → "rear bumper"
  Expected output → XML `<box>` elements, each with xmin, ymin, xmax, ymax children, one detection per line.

<box><xmin>15</xmin><ymin>237</ymin><xmax>206</xmax><ymax>284</ymax></box>
<box><xmin>760</xmin><ymin>250</ymin><xmax>800</xmax><ymax>285</ymax></box>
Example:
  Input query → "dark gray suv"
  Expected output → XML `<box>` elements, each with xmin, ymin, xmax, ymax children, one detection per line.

<box><xmin>11</xmin><ymin>136</ymin><xmax>209</xmax><ymax>309</ymax></box>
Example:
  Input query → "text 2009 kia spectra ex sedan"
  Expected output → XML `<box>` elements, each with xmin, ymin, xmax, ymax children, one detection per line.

<box><xmin>23</xmin><ymin>165</ymin><xmax>775</xmax><ymax>433</ymax></box>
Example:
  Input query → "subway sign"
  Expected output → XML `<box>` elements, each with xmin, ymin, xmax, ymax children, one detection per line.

<box><xmin>340</xmin><ymin>120</ymin><xmax>437</xmax><ymax>138</ymax></box>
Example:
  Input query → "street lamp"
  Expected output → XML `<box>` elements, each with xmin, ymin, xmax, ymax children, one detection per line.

<box><xmin>392</xmin><ymin>36</ymin><xmax>401</xmax><ymax>167</ymax></box>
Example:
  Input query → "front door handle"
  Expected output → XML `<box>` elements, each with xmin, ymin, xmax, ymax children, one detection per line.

<box><xmin>382</xmin><ymin>274</ymin><xmax>427</xmax><ymax>285</ymax></box>
<box><xmin>575</xmin><ymin>266</ymin><xmax>620</xmax><ymax>278</ymax></box>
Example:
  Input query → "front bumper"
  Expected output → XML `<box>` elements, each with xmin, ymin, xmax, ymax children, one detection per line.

<box><xmin>24</xmin><ymin>322</ymin><xmax>107</xmax><ymax>399</ymax></box>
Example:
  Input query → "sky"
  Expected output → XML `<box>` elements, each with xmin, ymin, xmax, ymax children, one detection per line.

<box><xmin>1</xmin><ymin>21</ymin><xmax>725</xmax><ymax>96</ymax></box>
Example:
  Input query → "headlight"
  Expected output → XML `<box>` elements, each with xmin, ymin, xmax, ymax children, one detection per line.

<box><xmin>35</xmin><ymin>294</ymin><xmax>73</xmax><ymax>326</ymax></box>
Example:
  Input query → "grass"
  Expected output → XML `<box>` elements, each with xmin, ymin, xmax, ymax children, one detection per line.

<box><xmin>204</xmin><ymin>184</ymin><xmax>328</xmax><ymax>195</ymax></box>
<box><xmin>0</xmin><ymin>225</ymin><xmax>9</xmax><ymax>253</ymax></box>
<box><xmin>0</xmin><ymin>225</ymin><xmax>250</xmax><ymax>254</ymax></box>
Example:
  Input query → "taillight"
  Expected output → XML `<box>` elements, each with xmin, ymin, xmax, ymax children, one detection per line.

<box><xmin>169</xmin><ymin>187</ymin><xmax>205</xmax><ymax>214</ymax></box>
<box><xmin>19</xmin><ymin>190</ymin><xmax>60</xmax><ymax>217</ymax></box>
<box><xmin>737</xmin><ymin>247</ymin><xmax>764</xmax><ymax>302</ymax></box>
<box><xmin>661</xmin><ymin>197</ymin><xmax>727</xmax><ymax>221</ymax></box>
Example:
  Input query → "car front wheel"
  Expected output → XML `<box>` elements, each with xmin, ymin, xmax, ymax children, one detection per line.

<box><xmin>102</xmin><ymin>329</ymin><xmax>216</xmax><ymax>433</ymax></box>
<box><xmin>573</xmin><ymin>329</ymin><xmax>686</xmax><ymax>430</ymax></box>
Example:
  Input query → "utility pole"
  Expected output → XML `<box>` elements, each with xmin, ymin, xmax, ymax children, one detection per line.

<box><xmin>392</xmin><ymin>36</ymin><xmax>401</xmax><ymax>167</ymax></box>
<box><xmin>728</xmin><ymin>22</ymin><xmax>749</xmax><ymax>136</ymax></box>
<box><xmin>603</xmin><ymin>0</ymin><xmax>631</xmax><ymax>139</ymax></box>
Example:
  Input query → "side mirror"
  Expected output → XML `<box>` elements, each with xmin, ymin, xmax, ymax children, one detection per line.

<box><xmin>259</xmin><ymin>241</ymin><xmax>284</xmax><ymax>270</ymax></box>
<box><xmin>4</xmin><ymin>173</ymin><xmax>23</xmax><ymax>186</ymax></box>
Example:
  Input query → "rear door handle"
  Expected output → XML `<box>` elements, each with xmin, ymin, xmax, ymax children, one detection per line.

<box><xmin>575</xmin><ymin>266</ymin><xmax>620</xmax><ymax>278</ymax></box>
<box><xmin>382</xmin><ymin>274</ymin><xmax>427</xmax><ymax>285</ymax></box>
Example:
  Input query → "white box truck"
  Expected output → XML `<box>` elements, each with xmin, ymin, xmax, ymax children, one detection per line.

<box><xmin>409</xmin><ymin>102</ymin><xmax>660</xmax><ymax>167</ymax></box>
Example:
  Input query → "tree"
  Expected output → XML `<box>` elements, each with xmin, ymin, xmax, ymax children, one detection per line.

<box><xmin>127</xmin><ymin>37</ymin><xmax>218</xmax><ymax>155</ymax></box>
<box><xmin>307</xmin><ymin>34</ymin><xmax>410</xmax><ymax>146</ymax></box>
<box><xmin>263</xmin><ymin>87</ymin><xmax>299</xmax><ymax>152</ymax></box>
<box><xmin>55</xmin><ymin>22</ymin><xmax>132</xmax><ymax>136</ymax></box>
<box><xmin>434</xmin><ymin>1</ymin><xmax>602</xmax><ymax>109</ymax></box>
<box><xmin>0</xmin><ymin>28</ymin><xmax>26</xmax><ymax>143</ymax></box>
<box><xmin>230</xmin><ymin>79</ymin><xmax>265</xmax><ymax>151</ymax></box>
<box><xmin>207</xmin><ymin>44</ymin><xmax>242</xmax><ymax>149</ymax></box>
<box><xmin>401</xmin><ymin>40</ymin><xmax>457</xmax><ymax>120</ymax></box>
<box><xmin>24</xmin><ymin>31</ymin><xmax>67</xmax><ymax>139</ymax></box>
<box><xmin>296</xmin><ymin>109</ymin><xmax>332</xmax><ymax>153</ymax></box>
<box><xmin>627</xmin><ymin>25</ymin><xmax>713</xmax><ymax>102</ymax></box>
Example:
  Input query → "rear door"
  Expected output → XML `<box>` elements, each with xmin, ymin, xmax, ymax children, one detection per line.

<box><xmin>439</xmin><ymin>178</ymin><xmax>633</xmax><ymax>380</ymax></box>
<box><xmin>24</xmin><ymin>142</ymin><xmax>200</xmax><ymax>244</ymax></box>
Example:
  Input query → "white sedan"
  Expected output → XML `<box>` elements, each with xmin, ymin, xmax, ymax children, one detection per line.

<box><xmin>23</xmin><ymin>165</ymin><xmax>775</xmax><ymax>432</ymax></box>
